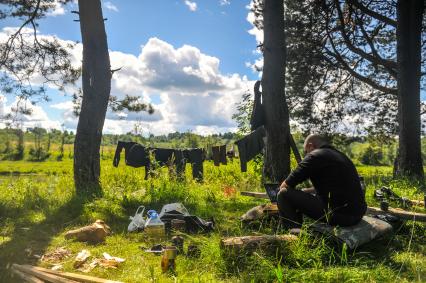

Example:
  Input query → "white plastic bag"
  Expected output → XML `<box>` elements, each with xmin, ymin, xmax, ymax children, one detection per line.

<box><xmin>128</xmin><ymin>205</ymin><xmax>146</xmax><ymax>232</ymax></box>
<box><xmin>159</xmin><ymin>203</ymin><xmax>190</xmax><ymax>218</ymax></box>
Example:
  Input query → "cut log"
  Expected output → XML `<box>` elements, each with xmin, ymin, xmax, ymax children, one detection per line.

<box><xmin>367</xmin><ymin>207</ymin><xmax>426</xmax><ymax>222</ymax></box>
<box><xmin>12</xmin><ymin>264</ymin><xmax>79</xmax><ymax>283</ymax></box>
<box><xmin>240</xmin><ymin>191</ymin><xmax>268</xmax><ymax>199</ymax></box>
<box><xmin>16</xmin><ymin>265</ymin><xmax>123</xmax><ymax>283</ymax></box>
<box><xmin>10</xmin><ymin>268</ymin><xmax>45</xmax><ymax>283</ymax></box>
<box><xmin>221</xmin><ymin>234</ymin><xmax>297</xmax><ymax>251</ymax></box>
<box><xmin>240</xmin><ymin>203</ymin><xmax>279</xmax><ymax>222</ymax></box>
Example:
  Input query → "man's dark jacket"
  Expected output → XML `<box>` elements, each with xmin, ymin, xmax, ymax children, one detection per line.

<box><xmin>285</xmin><ymin>145</ymin><xmax>367</xmax><ymax>217</ymax></box>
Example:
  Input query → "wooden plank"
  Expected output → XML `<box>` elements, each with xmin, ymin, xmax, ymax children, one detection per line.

<box><xmin>221</xmin><ymin>234</ymin><xmax>297</xmax><ymax>251</ymax></box>
<box><xmin>367</xmin><ymin>207</ymin><xmax>426</xmax><ymax>222</ymax></box>
<box><xmin>12</xmin><ymin>264</ymin><xmax>79</xmax><ymax>283</ymax></box>
<box><xmin>240</xmin><ymin>191</ymin><xmax>268</xmax><ymax>199</ymax></box>
<box><xmin>11</xmin><ymin>268</ymin><xmax>45</xmax><ymax>283</ymax></box>
<box><xmin>29</xmin><ymin>266</ymin><xmax>124</xmax><ymax>283</ymax></box>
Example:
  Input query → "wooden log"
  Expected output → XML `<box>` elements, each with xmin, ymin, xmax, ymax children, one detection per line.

<box><xmin>12</xmin><ymin>264</ymin><xmax>79</xmax><ymax>283</ymax></box>
<box><xmin>10</xmin><ymin>268</ymin><xmax>45</xmax><ymax>283</ymax></box>
<box><xmin>367</xmin><ymin>207</ymin><xmax>426</xmax><ymax>222</ymax></box>
<box><xmin>240</xmin><ymin>191</ymin><xmax>268</xmax><ymax>199</ymax></box>
<box><xmin>221</xmin><ymin>234</ymin><xmax>297</xmax><ymax>251</ymax></box>
<box><xmin>29</xmin><ymin>266</ymin><xmax>123</xmax><ymax>283</ymax></box>
<box><xmin>241</xmin><ymin>191</ymin><xmax>425</xmax><ymax>208</ymax></box>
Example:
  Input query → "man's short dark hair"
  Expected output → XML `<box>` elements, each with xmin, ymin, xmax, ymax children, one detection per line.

<box><xmin>305</xmin><ymin>134</ymin><xmax>329</xmax><ymax>149</ymax></box>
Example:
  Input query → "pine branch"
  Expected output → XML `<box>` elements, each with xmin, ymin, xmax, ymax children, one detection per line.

<box><xmin>334</xmin><ymin>0</ymin><xmax>397</xmax><ymax>77</ymax></box>
<box><xmin>347</xmin><ymin>0</ymin><xmax>397</xmax><ymax>27</ymax></box>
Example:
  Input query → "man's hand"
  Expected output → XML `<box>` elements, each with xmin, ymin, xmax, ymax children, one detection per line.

<box><xmin>279</xmin><ymin>180</ymin><xmax>288</xmax><ymax>193</ymax></box>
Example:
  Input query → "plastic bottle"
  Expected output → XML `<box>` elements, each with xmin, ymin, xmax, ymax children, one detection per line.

<box><xmin>144</xmin><ymin>210</ymin><xmax>165</xmax><ymax>239</ymax></box>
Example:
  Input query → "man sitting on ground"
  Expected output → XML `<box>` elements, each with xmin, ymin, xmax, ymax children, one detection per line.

<box><xmin>278</xmin><ymin>134</ymin><xmax>367</xmax><ymax>229</ymax></box>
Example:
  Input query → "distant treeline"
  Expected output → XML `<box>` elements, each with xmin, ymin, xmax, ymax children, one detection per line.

<box><xmin>1</xmin><ymin>127</ymin><xmax>426</xmax><ymax>166</ymax></box>
<box><xmin>0</xmin><ymin>127</ymin><xmax>239</xmax><ymax>162</ymax></box>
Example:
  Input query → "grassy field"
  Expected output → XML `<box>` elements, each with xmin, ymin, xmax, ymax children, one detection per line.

<box><xmin>0</xmin><ymin>157</ymin><xmax>425</xmax><ymax>282</ymax></box>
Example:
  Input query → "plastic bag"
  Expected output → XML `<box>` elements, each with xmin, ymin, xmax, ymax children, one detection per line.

<box><xmin>128</xmin><ymin>206</ymin><xmax>146</xmax><ymax>232</ymax></box>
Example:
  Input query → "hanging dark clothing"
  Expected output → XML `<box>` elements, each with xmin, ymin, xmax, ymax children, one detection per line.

<box><xmin>113</xmin><ymin>141</ymin><xmax>149</xmax><ymax>168</ymax></box>
<box><xmin>235</xmin><ymin>126</ymin><xmax>266</xmax><ymax>172</ymax></box>
<box><xmin>149</xmin><ymin>148</ymin><xmax>186</xmax><ymax>177</ymax></box>
<box><xmin>113</xmin><ymin>141</ymin><xmax>186</xmax><ymax>179</ymax></box>
<box><xmin>113</xmin><ymin>141</ymin><xmax>206</xmax><ymax>181</ymax></box>
<box><xmin>212</xmin><ymin>146</ymin><xmax>220</xmax><ymax>166</ymax></box>
<box><xmin>219</xmin><ymin>145</ymin><xmax>227</xmax><ymax>165</ymax></box>
<box><xmin>250</xmin><ymin>81</ymin><xmax>265</xmax><ymax>131</ymax></box>
<box><xmin>184</xmin><ymin>148</ymin><xmax>204</xmax><ymax>181</ymax></box>
<box><xmin>212</xmin><ymin>145</ymin><xmax>227</xmax><ymax>166</ymax></box>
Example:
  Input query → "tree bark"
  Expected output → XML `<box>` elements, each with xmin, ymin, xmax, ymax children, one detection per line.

<box><xmin>262</xmin><ymin>0</ymin><xmax>291</xmax><ymax>182</ymax></box>
<box><xmin>395</xmin><ymin>0</ymin><xmax>424</xmax><ymax>179</ymax></box>
<box><xmin>74</xmin><ymin>0</ymin><xmax>111</xmax><ymax>194</ymax></box>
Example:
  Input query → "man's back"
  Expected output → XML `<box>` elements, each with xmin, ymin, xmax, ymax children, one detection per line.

<box><xmin>285</xmin><ymin>145</ymin><xmax>367</xmax><ymax>217</ymax></box>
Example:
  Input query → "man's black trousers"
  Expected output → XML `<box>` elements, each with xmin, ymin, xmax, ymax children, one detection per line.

<box><xmin>276</xmin><ymin>188</ymin><xmax>363</xmax><ymax>229</ymax></box>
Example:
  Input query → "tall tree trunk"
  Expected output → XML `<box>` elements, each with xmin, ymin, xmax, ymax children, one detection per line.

<box><xmin>262</xmin><ymin>0</ymin><xmax>291</xmax><ymax>182</ymax></box>
<box><xmin>74</xmin><ymin>0</ymin><xmax>111</xmax><ymax>194</ymax></box>
<box><xmin>395</xmin><ymin>0</ymin><xmax>424</xmax><ymax>179</ymax></box>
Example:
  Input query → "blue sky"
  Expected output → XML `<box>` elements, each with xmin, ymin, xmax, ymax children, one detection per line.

<box><xmin>0</xmin><ymin>0</ymin><xmax>261</xmax><ymax>135</ymax></box>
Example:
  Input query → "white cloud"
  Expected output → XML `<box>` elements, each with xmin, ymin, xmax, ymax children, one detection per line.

<box><xmin>184</xmin><ymin>0</ymin><xmax>197</xmax><ymax>12</ymax></box>
<box><xmin>0</xmin><ymin>27</ymin><xmax>253</xmax><ymax>135</ymax></box>
<box><xmin>245</xmin><ymin>1</ymin><xmax>263</xmax><ymax>76</ymax></box>
<box><xmin>46</xmin><ymin>1</ymin><xmax>66</xmax><ymax>16</ymax></box>
<box><xmin>246</xmin><ymin>2</ymin><xmax>263</xmax><ymax>43</ymax></box>
<box><xmin>105</xmin><ymin>37</ymin><xmax>254</xmax><ymax>135</ymax></box>
<box><xmin>104</xmin><ymin>1</ymin><xmax>119</xmax><ymax>12</ymax></box>
<box><xmin>220</xmin><ymin>0</ymin><xmax>231</xmax><ymax>6</ymax></box>
<box><xmin>0</xmin><ymin>96</ymin><xmax>62</xmax><ymax>130</ymax></box>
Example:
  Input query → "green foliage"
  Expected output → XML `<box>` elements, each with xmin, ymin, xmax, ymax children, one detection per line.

<box><xmin>0</xmin><ymin>157</ymin><xmax>425</xmax><ymax>282</ymax></box>
<box><xmin>360</xmin><ymin>146</ymin><xmax>384</xmax><ymax>166</ymax></box>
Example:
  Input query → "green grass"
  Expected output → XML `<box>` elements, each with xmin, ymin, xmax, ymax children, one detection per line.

<box><xmin>0</xmin><ymin>158</ymin><xmax>425</xmax><ymax>282</ymax></box>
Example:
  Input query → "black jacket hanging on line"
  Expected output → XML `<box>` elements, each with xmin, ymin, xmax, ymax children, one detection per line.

<box><xmin>234</xmin><ymin>126</ymin><xmax>266</xmax><ymax>172</ymax></box>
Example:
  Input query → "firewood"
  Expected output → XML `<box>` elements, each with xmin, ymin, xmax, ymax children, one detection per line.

<box><xmin>240</xmin><ymin>191</ymin><xmax>268</xmax><ymax>199</ymax></box>
<box><xmin>12</xmin><ymin>264</ymin><xmax>79</xmax><ymax>283</ymax></box>
<box><xmin>367</xmin><ymin>207</ymin><xmax>426</xmax><ymax>222</ymax></box>
<box><xmin>221</xmin><ymin>234</ymin><xmax>297</xmax><ymax>251</ymax></box>
<box><xmin>10</xmin><ymin>268</ymin><xmax>44</xmax><ymax>283</ymax></box>
<box><xmin>13</xmin><ymin>264</ymin><xmax>124</xmax><ymax>283</ymax></box>
<box><xmin>64</xmin><ymin>220</ymin><xmax>111</xmax><ymax>243</ymax></box>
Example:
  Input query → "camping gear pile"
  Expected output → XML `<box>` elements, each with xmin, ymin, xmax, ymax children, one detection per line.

<box><xmin>127</xmin><ymin>203</ymin><xmax>214</xmax><ymax>235</ymax></box>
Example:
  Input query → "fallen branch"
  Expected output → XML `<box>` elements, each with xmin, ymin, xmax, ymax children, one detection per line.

<box><xmin>221</xmin><ymin>234</ymin><xmax>297</xmax><ymax>251</ymax></box>
<box><xmin>240</xmin><ymin>191</ymin><xmax>268</xmax><ymax>199</ymax></box>
<box><xmin>367</xmin><ymin>207</ymin><xmax>426</xmax><ymax>222</ymax></box>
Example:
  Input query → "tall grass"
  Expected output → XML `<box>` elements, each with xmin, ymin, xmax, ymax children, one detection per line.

<box><xmin>0</xmin><ymin>159</ymin><xmax>425</xmax><ymax>282</ymax></box>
